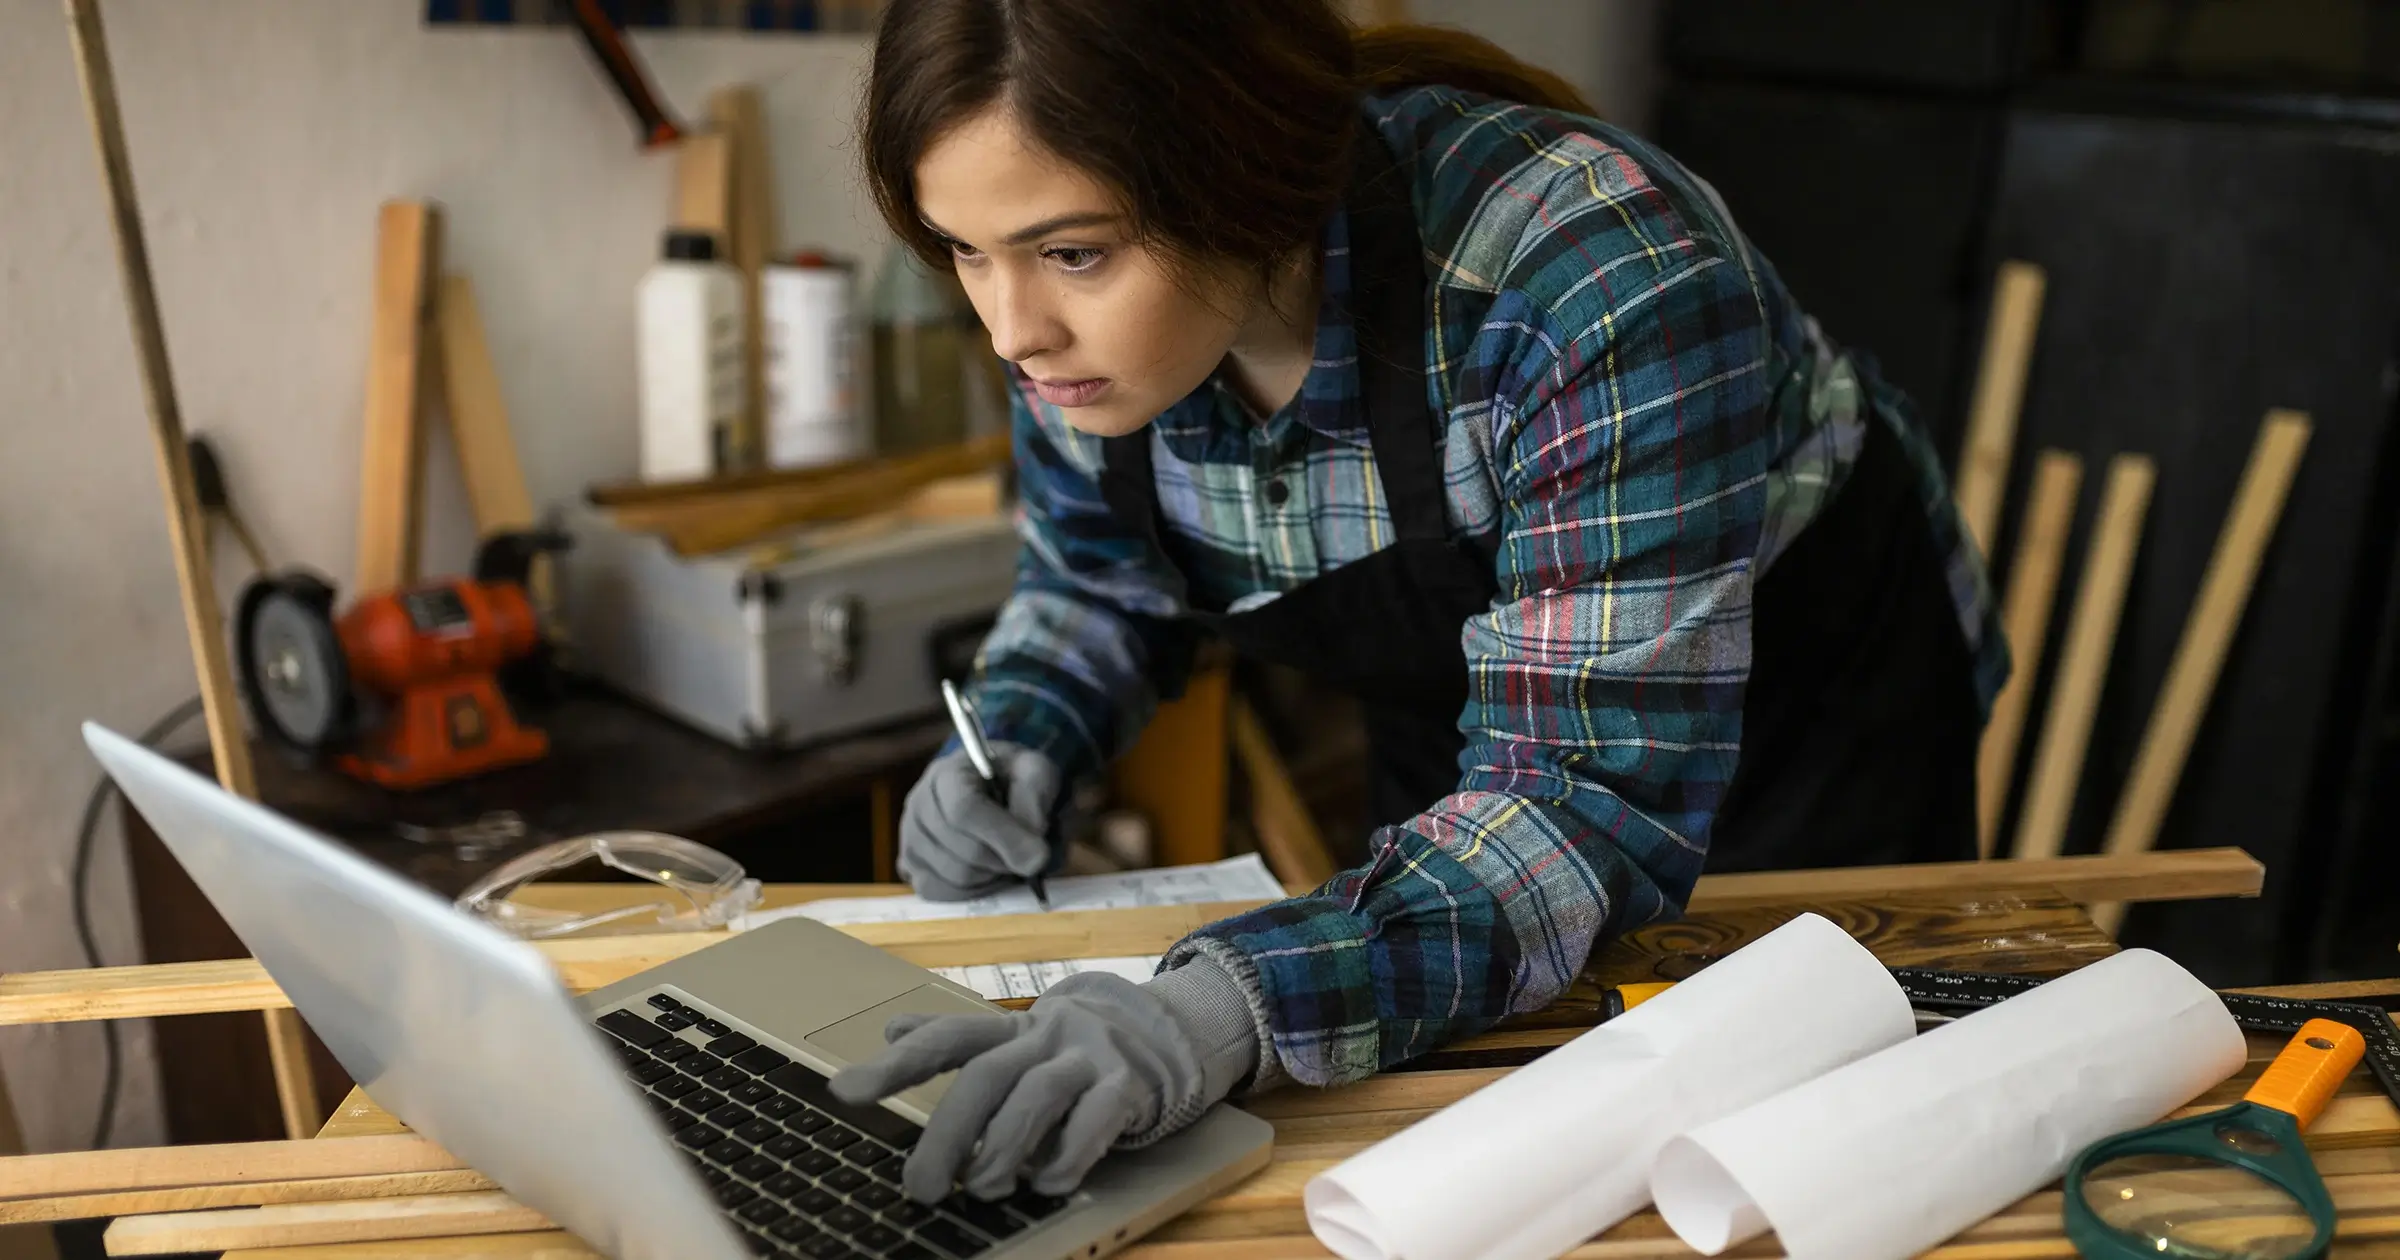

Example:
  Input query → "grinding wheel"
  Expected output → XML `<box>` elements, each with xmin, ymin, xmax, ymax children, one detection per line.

<box><xmin>234</xmin><ymin>573</ymin><xmax>354</xmax><ymax>754</ymax></box>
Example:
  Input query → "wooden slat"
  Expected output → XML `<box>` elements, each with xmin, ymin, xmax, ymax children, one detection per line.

<box><xmin>0</xmin><ymin>852</ymin><xmax>2261</xmax><ymax>1028</ymax></box>
<box><xmin>707</xmin><ymin>86</ymin><xmax>773</xmax><ymax>473</ymax></box>
<box><xmin>2012</xmin><ymin>454</ymin><xmax>2155</xmax><ymax>861</ymax></box>
<box><xmin>433</xmin><ymin>275</ymin><xmax>536</xmax><ymax>537</ymax></box>
<box><xmin>668</xmin><ymin>130</ymin><xmax>729</xmax><ymax>244</ymax></box>
<box><xmin>1977</xmin><ymin>451</ymin><xmax>2083</xmax><ymax>855</ymax></box>
<box><xmin>0</xmin><ymin>1135</ymin><xmax>459</xmax><ymax>1200</ymax></box>
<box><xmin>2092</xmin><ymin>411</ymin><xmax>2311</xmax><ymax>934</ymax></box>
<box><xmin>1229</xmin><ymin>697</ymin><xmax>1337</xmax><ymax>888</ymax></box>
<box><xmin>355</xmin><ymin>199</ymin><xmax>441</xmax><ymax>592</ymax></box>
<box><xmin>0</xmin><ymin>1171</ymin><xmax>494</xmax><ymax>1226</ymax></box>
<box><xmin>603</xmin><ymin>431</ymin><xmax>1012</xmax><ymax>555</ymax></box>
<box><xmin>104</xmin><ymin>1190</ymin><xmax>547</xmax><ymax>1256</ymax></box>
<box><xmin>1954</xmin><ymin>261</ymin><xmax>2048</xmax><ymax>558</ymax></box>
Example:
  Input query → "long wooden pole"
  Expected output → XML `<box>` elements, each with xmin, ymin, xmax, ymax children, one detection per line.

<box><xmin>61</xmin><ymin>0</ymin><xmax>321</xmax><ymax>1141</ymax></box>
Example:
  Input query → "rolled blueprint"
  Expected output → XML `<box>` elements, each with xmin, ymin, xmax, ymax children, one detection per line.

<box><xmin>1650</xmin><ymin>947</ymin><xmax>2246</xmax><ymax>1260</ymax></box>
<box><xmin>1303</xmin><ymin>912</ymin><xmax>1916</xmax><ymax>1260</ymax></box>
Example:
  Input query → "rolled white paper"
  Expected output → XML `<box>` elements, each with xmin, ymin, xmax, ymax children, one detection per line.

<box><xmin>1302</xmin><ymin>912</ymin><xmax>1915</xmax><ymax>1260</ymax></box>
<box><xmin>1649</xmin><ymin>947</ymin><xmax>2246</xmax><ymax>1260</ymax></box>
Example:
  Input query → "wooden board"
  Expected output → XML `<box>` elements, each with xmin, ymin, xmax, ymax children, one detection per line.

<box><xmin>1954</xmin><ymin>261</ymin><xmax>2048</xmax><ymax>558</ymax></box>
<box><xmin>355</xmin><ymin>200</ymin><xmax>442</xmax><ymax>592</ymax></box>
<box><xmin>1977</xmin><ymin>451</ymin><xmax>2083</xmax><ymax>855</ymax></box>
<box><xmin>707</xmin><ymin>86</ymin><xmax>773</xmax><ymax>473</ymax></box>
<box><xmin>2011</xmin><ymin>453</ymin><xmax>2155</xmax><ymax>861</ymax></box>
<box><xmin>601</xmin><ymin>431</ymin><xmax>1013</xmax><ymax>555</ymax></box>
<box><xmin>2092</xmin><ymin>411</ymin><xmax>2311</xmax><ymax>933</ymax></box>
<box><xmin>0</xmin><ymin>851</ymin><xmax>2263</xmax><ymax>1029</ymax></box>
<box><xmin>1229</xmin><ymin>697</ymin><xmax>1338</xmax><ymax>889</ymax></box>
<box><xmin>1111</xmin><ymin>662</ymin><xmax>1232</xmax><ymax>868</ymax></box>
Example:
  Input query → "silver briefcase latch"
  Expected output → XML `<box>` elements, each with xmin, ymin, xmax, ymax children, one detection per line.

<box><xmin>809</xmin><ymin>595</ymin><xmax>862</xmax><ymax>686</ymax></box>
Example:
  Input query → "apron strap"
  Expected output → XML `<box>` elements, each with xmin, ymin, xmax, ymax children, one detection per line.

<box><xmin>1097</xmin><ymin>427</ymin><xmax>1158</xmax><ymax>550</ymax></box>
<box><xmin>1345</xmin><ymin>126</ymin><xmax>1446</xmax><ymax>545</ymax></box>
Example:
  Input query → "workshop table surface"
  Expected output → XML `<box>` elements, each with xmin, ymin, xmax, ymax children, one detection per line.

<box><xmin>162</xmin><ymin>877</ymin><xmax>2400</xmax><ymax>1259</ymax></box>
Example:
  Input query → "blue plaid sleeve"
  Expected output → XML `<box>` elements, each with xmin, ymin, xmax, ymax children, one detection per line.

<box><xmin>966</xmin><ymin>372</ymin><xmax>1203</xmax><ymax>785</ymax></box>
<box><xmin>1164</xmin><ymin>165</ymin><xmax>1771</xmax><ymax>1089</ymax></box>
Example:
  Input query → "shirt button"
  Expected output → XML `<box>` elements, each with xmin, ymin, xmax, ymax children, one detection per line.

<box><xmin>1264</xmin><ymin>479</ymin><xmax>1289</xmax><ymax>506</ymax></box>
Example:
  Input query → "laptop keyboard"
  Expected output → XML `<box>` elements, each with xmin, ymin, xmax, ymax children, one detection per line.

<box><xmin>597</xmin><ymin>996</ymin><xmax>1070</xmax><ymax>1259</ymax></box>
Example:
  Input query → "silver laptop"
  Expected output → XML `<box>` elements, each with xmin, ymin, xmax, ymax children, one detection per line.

<box><xmin>84</xmin><ymin>722</ymin><xmax>1273</xmax><ymax>1260</ymax></box>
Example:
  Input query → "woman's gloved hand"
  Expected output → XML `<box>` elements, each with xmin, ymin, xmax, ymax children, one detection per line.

<box><xmin>897</xmin><ymin>742</ymin><xmax>1062</xmax><ymax>901</ymax></box>
<box><xmin>828</xmin><ymin>960</ymin><xmax>1261</xmax><ymax>1203</ymax></box>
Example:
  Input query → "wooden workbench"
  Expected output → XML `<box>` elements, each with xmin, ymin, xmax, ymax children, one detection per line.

<box><xmin>13</xmin><ymin>849</ymin><xmax>2400</xmax><ymax>1257</ymax></box>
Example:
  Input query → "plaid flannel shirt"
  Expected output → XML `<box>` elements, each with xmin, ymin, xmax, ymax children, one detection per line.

<box><xmin>966</xmin><ymin>87</ymin><xmax>2007</xmax><ymax>1091</ymax></box>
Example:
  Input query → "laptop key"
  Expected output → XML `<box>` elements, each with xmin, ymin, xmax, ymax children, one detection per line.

<box><xmin>853</xmin><ymin>1224</ymin><xmax>906</xmax><ymax>1252</ymax></box>
<box><xmin>738</xmin><ymin>1197</ymin><xmax>790</xmax><ymax>1224</ymax></box>
<box><xmin>815</xmin><ymin>1127</ymin><xmax>861</xmax><ymax>1151</ymax></box>
<box><xmin>630</xmin><ymin>1060</ymin><xmax>676</xmax><ymax>1085</ymax></box>
<box><xmin>674</xmin><ymin>1124</ymin><xmax>724</xmax><ymax>1149</ymax></box>
<box><xmin>716</xmin><ymin>1181</ymin><xmax>759</xmax><ymax>1208</ymax></box>
<box><xmin>756</xmin><ymin>1095</ymin><xmax>801</xmax><ymax>1120</ymax></box>
<box><xmin>701</xmin><ymin>1167</ymin><xmax>733</xmax><ymax>1188</ymax></box>
<box><xmin>884</xmin><ymin>1202</ymin><xmax>933</xmax><ymax>1228</ymax></box>
<box><xmin>732</xmin><ymin>1080</ymin><xmax>778</xmax><ymax>1106</ymax></box>
<box><xmin>866</xmin><ymin>1150</ymin><xmax>908</xmax><ymax>1180</ymax></box>
<box><xmin>680</xmin><ymin>1051</ymin><xmax>726</xmax><ymax>1078</ymax></box>
<box><xmin>707</xmin><ymin>1032</ymin><xmax>760</xmax><ymax>1058</ymax></box>
<box><xmin>656</xmin><ymin>1011</ymin><xmax>696</xmax><ymax>1031</ymax></box>
<box><xmin>709</xmin><ymin>1103</ymin><xmax>755</xmax><ymax>1129</ymax></box>
<box><xmin>685</xmin><ymin>1089</ymin><xmax>731</xmax><ymax>1114</ymax></box>
<box><xmin>656</xmin><ymin>1040</ymin><xmax>698</xmax><ymax>1063</ymax></box>
<box><xmin>793</xmin><ymin>1187</ymin><xmax>842</xmax><ymax>1216</ymax></box>
<box><xmin>761</xmin><ymin>1170</ymin><xmax>811</xmax><ymax>1198</ymax></box>
<box><xmin>913</xmin><ymin>1218</ymin><xmax>991</xmax><ymax>1257</ymax></box>
<box><xmin>887</xmin><ymin>1245</ymin><xmax>936</xmax><ymax>1260</ymax></box>
<box><xmin>822</xmin><ymin>1205</ymin><xmax>872</xmax><ymax>1235</ymax></box>
<box><xmin>706</xmin><ymin>1139</ymin><xmax>751</xmax><ymax>1165</ymax></box>
<box><xmin>785</xmin><ymin>1110</ymin><xmax>832</xmax><ymax>1136</ymax></box>
<box><xmin>771</xmin><ymin>1216</ymin><xmax>823</xmax><ymax>1243</ymax></box>
<box><xmin>821</xmin><ymin>1167</ymin><xmax>868</xmax><ymax>1194</ymax></box>
<box><xmin>735</xmin><ymin>1154</ymin><xmax>781</xmax><ymax>1181</ymax></box>
<box><xmin>763</xmin><ymin>1134</ymin><xmax>809</xmax><ymax>1160</ymax></box>
<box><xmin>1006</xmin><ymin>1191</ymin><xmax>1068</xmax><ymax>1221</ymax></box>
<box><xmin>647</xmin><ymin>993</ymin><xmax>682</xmax><ymax>1011</ymax></box>
<box><xmin>696</xmin><ymin>1017</ymin><xmax>733</xmax><ymax>1037</ymax></box>
<box><xmin>792</xmin><ymin>1150</ymin><xmax>840</xmax><ymax>1177</ymax></box>
<box><xmin>736</xmin><ymin>1119</ymin><xmax>783</xmax><ymax>1145</ymax></box>
<box><xmin>733</xmin><ymin>1046</ymin><xmax>791</xmax><ymax>1074</ymax></box>
<box><xmin>706</xmin><ymin>1066</ymin><xmax>752</xmax><ymax>1091</ymax></box>
<box><xmin>740</xmin><ymin>1228</ymin><xmax>775</xmax><ymax>1255</ymax></box>
<box><xmin>655</xmin><ymin>1075</ymin><xmax>701</xmax><ymax>1100</ymax></box>
<box><xmin>944</xmin><ymin>1198</ymin><xmax>1023</xmax><ymax>1239</ymax></box>
<box><xmin>852</xmin><ymin>1183</ymin><xmax>900</xmax><ymax>1210</ymax></box>
<box><xmin>612</xmin><ymin>1042</ymin><xmax>648</xmax><ymax>1069</ymax></box>
<box><xmin>840</xmin><ymin>1140</ymin><xmax>888</xmax><ymax>1167</ymax></box>
<box><xmin>597</xmin><ymin>1010</ymin><xmax>671</xmax><ymax>1048</ymax></box>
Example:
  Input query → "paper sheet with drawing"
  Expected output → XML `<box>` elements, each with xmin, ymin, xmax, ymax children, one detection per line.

<box><xmin>736</xmin><ymin>854</ymin><xmax>1287</xmax><ymax>1001</ymax></box>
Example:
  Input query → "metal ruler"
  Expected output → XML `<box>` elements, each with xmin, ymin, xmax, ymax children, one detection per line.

<box><xmin>1891</xmin><ymin>968</ymin><xmax>2400</xmax><ymax>1110</ymax></box>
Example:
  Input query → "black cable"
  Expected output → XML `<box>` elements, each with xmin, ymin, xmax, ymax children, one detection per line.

<box><xmin>73</xmin><ymin>694</ymin><xmax>205</xmax><ymax>1149</ymax></box>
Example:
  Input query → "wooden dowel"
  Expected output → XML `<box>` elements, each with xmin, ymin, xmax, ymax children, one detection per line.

<box><xmin>2011</xmin><ymin>454</ymin><xmax>2155</xmax><ymax>861</ymax></box>
<box><xmin>1954</xmin><ymin>261</ymin><xmax>2049</xmax><ymax>559</ymax></box>
<box><xmin>1977</xmin><ymin>452</ymin><xmax>2084</xmax><ymax>856</ymax></box>
<box><xmin>2092</xmin><ymin>411</ymin><xmax>2311</xmax><ymax>934</ymax></box>
<box><xmin>59</xmin><ymin>0</ymin><xmax>320</xmax><ymax>1141</ymax></box>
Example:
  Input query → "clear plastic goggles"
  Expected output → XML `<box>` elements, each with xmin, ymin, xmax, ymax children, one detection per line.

<box><xmin>454</xmin><ymin>831</ymin><xmax>761</xmax><ymax>939</ymax></box>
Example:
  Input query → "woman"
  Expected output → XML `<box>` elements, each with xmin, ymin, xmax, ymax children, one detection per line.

<box><xmin>827</xmin><ymin>0</ymin><xmax>2008</xmax><ymax>1209</ymax></box>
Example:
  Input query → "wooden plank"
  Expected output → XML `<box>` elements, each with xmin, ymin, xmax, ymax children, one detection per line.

<box><xmin>0</xmin><ymin>1171</ymin><xmax>493</xmax><ymax>1226</ymax></box>
<box><xmin>355</xmin><ymin>200</ymin><xmax>442</xmax><ymax>592</ymax></box>
<box><xmin>1229</xmin><ymin>697</ymin><xmax>1338</xmax><ymax>889</ymax></box>
<box><xmin>2092</xmin><ymin>411</ymin><xmax>2311</xmax><ymax>934</ymax></box>
<box><xmin>1112</xmin><ymin>663</ymin><xmax>1233</xmax><ymax>868</ymax></box>
<box><xmin>1976</xmin><ymin>451</ymin><xmax>2083</xmax><ymax>855</ymax></box>
<box><xmin>63</xmin><ymin>0</ymin><xmax>320</xmax><ymax>1143</ymax></box>
<box><xmin>2011</xmin><ymin>454</ymin><xmax>2155</xmax><ymax>861</ymax></box>
<box><xmin>104</xmin><ymin>1190</ymin><xmax>547</xmax><ymax>1256</ymax></box>
<box><xmin>668</xmin><ymin>130</ymin><xmax>730</xmax><ymax>244</ymax></box>
<box><xmin>432</xmin><ymin>273</ymin><xmax>547</xmax><ymax>612</ymax></box>
<box><xmin>603</xmin><ymin>432</ymin><xmax>1013</xmax><ymax>555</ymax></box>
<box><xmin>1954</xmin><ymin>261</ymin><xmax>2048</xmax><ymax>558</ymax></box>
<box><xmin>707</xmin><ymin>86</ymin><xmax>773</xmax><ymax>473</ymax></box>
<box><xmin>0</xmin><ymin>1135</ymin><xmax>459</xmax><ymax>1199</ymax></box>
<box><xmin>0</xmin><ymin>851</ymin><xmax>2262</xmax><ymax>1028</ymax></box>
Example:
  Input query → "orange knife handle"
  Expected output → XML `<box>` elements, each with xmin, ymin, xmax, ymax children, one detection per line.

<box><xmin>2243</xmin><ymin>1018</ymin><xmax>2366</xmax><ymax>1129</ymax></box>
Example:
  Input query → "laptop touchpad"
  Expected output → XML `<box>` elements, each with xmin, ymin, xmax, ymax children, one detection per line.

<box><xmin>807</xmin><ymin>984</ymin><xmax>997</xmax><ymax>1115</ymax></box>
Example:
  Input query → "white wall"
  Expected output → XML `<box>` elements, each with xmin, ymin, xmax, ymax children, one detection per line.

<box><xmin>0</xmin><ymin>0</ymin><xmax>1654</xmax><ymax>1154</ymax></box>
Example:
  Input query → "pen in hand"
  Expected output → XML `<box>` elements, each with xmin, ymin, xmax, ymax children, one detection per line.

<box><xmin>939</xmin><ymin>678</ymin><xmax>1050</xmax><ymax>910</ymax></box>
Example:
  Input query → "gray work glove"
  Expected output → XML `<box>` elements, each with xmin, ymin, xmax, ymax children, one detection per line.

<box><xmin>898</xmin><ymin>742</ymin><xmax>1063</xmax><ymax>901</ymax></box>
<box><xmin>828</xmin><ymin>959</ymin><xmax>1262</xmax><ymax>1203</ymax></box>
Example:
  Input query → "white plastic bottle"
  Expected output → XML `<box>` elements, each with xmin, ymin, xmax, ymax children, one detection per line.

<box><xmin>763</xmin><ymin>251</ymin><xmax>865</xmax><ymax>469</ymax></box>
<box><xmin>636</xmin><ymin>229</ymin><xmax>746</xmax><ymax>482</ymax></box>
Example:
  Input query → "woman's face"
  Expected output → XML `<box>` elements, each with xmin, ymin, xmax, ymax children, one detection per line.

<box><xmin>915</xmin><ymin>104</ymin><xmax>1254</xmax><ymax>437</ymax></box>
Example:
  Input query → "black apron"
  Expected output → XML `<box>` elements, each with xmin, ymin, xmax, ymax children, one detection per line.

<box><xmin>1099</xmin><ymin>128</ymin><xmax>1980</xmax><ymax>872</ymax></box>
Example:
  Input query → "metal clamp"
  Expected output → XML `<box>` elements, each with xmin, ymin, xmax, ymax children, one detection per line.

<box><xmin>809</xmin><ymin>594</ymin><xmax>862</xmax><ymax>685</ymax></box>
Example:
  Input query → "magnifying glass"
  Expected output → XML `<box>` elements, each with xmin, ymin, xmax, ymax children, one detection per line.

<box><xmin>2064</xmin><ymin>1017</ymin><xmax>2366</xmax><ymax>1260</ymax></box>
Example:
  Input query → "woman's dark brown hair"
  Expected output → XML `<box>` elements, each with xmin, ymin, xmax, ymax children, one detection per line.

<box><xmin>862</xmin><ymin>0</ymin><xmax>1596</xmax><ymax>280</ymax></box>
